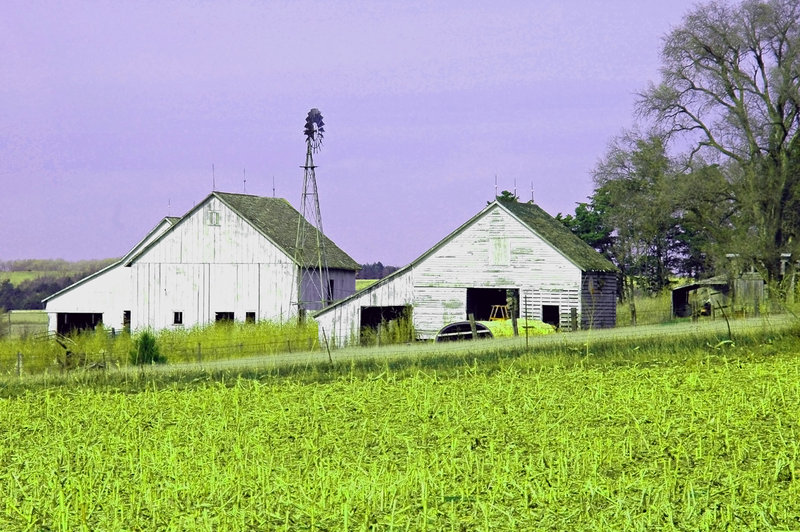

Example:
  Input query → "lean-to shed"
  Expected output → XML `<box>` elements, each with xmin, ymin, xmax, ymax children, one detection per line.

<box><xmin>314</xmin><ymin>198</ymin><xmax>618</xmax><ymax>346</ymax></box>
<box><xmin>45</xmin><ymin>191</ymin><xmax>360</xmax><ymax>333</ymax></box>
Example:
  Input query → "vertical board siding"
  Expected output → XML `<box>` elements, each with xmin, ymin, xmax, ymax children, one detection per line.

<box><xmin>581</xmin><ymin>272</ymin><xmax>618</xmax><ymax>329</ymax></box>
<box><xmin>44</xmin><ymin>263</ymin><xmax>132</xmax><ymax>332</ymax></box>
<box><xmin>131</xmin><ymin>198</ymin><xmax>300</xmax><ymax>329</ymax></box>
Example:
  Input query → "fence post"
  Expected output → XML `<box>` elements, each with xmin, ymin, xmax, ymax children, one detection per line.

<box><xmin>754</xmin><ymin>295</ymin><xmax>760</xmax><ymax>317</ymax></box>
<box><xmin>468</xmin><ymin>313</ymin><xmax>478</xmax><ymax>340</ymax></box>
<box><xmin>16</xmin><ymin>352</ymin><xmax>22</xmax><ymax>377</ymax></box>
<box><xmin>570</xmin><ymin>308</ymin><xmax>578</xmax><ymax>331</ymax></box>
<box><xmin>524</xmin><ymin>293</ymin><xmax>529</xmax><ymax>350</ymax></box>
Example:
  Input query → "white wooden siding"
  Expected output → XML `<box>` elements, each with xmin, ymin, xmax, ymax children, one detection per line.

<box><xmin>315</xmin><ymin>268</ymin><xmax>414</xmax><ymax>346</ymax></box>
<box><xmin>45</xmin><ymin>263</ymin><xmax>131</xmax><ymax>332</ymax></box>
<box><xmin>412</xmin><ymin>207</ymin><xmax>582</xmax><ymax>335</ymax></box>
<box><xmin>316</xmin><ymin>204</ymin><xmax>591</xmax><ymax>344</ymax></box>
<box><xmin>130</xmin><ymin>198</ymin><xmax>300</xmax><ymax>329</ymax></box>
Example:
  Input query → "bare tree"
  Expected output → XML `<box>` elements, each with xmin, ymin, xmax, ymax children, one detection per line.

<box><xmin>639</xmin><ymin>0</ymin><xmax>800</xmax><ymax>282</ymax></box>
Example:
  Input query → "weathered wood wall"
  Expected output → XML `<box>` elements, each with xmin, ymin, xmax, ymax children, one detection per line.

<box><xmin>315</xmin><ymin>269</ymin><xmax>414</xmax><ymax>346</ymax></box>
<box><xmin>580</xmin><ymin>271</ymin><xmax>617</xmax><ymax>329</ymax></box>
<box><xmin>317</xmin><ymin>205</ymin><xmax>605</xmax><ymax>344</ymax></box>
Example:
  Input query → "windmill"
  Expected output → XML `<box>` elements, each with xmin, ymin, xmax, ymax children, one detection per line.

<box><xmin>294</xmin><ymin>108</ymin><xmax>331</xmax><ymax>320</ymax></box>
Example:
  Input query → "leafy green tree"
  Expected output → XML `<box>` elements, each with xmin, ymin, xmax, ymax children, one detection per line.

<box><xmin>556</xmin><ymin>194</ymin><xmax>614</xmax><ymax>261</ymax></box>
<box><xmin>129</xmin><ymin>330</ymin><xmax>166</xmax><ymax>365</ymax></box>
<box><xmin>639</xmin><ymin>0</ymin><xmax>800</xmax><ymax>282</ymax></box>
<box><xmin>492</xmin><ymin>190</ymin><xmax>520</xmax><ymax>204</ymax></box>
<box><xmin>592</xmin><ymin>131</ymin><xmax>685</xmax><ymax>295</ymax></box>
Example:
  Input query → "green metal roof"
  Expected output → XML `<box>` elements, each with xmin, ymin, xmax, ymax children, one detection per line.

<box><xmin>498</xmin><ymin>199</ymin><xmax>618</xmax><ymax>272</ymax></box>
<box><xmin>214</xmin><ymin>192</ymin><xmax>360</xmax><ymax>271</ymax></box>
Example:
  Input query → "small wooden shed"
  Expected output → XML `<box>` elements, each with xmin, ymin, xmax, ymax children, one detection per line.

<box><xmin>671</xmin><ymin>272</ymin><xmax>765</xmax><ymax>318</ymax></box>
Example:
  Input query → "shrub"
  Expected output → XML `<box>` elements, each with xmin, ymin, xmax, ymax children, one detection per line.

<box><xmin>130</xmin><ymin>330</ymin><xmax>166</xmax><ymax>365</ymax></box>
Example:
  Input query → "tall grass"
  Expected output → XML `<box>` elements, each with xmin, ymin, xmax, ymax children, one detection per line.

<box><xmin>0</xmin><ymin>320</ymin><xmax>320</xmax><ymax>376</ymax></box>
<box><xmin>616</xmin><ymin>291</ymin><xmax>674</xmax><ymax>326</ymax></box>
<box><xmin>359</xmin><ymin>313</ymin><xmax>415</xmax><ymax>346</ymax></box>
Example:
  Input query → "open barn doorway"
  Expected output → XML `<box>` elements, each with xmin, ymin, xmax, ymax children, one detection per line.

<box><xmin>359</xmin><ymin>305</ymin><xmax>413</xmax><ymax>345</ymax></box>
<box><xmin>56</xmin><ymin>313</ymin><xmax>103</xmax><ymax>335</ymax></box>
<box><xmin>466</xmin><ymin>288</ymin><xmax>519</xmax><ymax>321</ymax></box>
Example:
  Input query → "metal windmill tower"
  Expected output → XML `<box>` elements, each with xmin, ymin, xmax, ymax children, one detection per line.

<box><xmin>294</xmin><ymin>108</ymin><xmax>331</xmax><ymax>320</ymax></box>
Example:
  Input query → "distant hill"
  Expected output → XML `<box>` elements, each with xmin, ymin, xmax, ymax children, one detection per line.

<box><xmin>0</xmin><ymin>258</ymin><xmax>118</xmax><ymax>311</ymax></box>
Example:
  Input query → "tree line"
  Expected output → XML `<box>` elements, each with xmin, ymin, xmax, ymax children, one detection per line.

<box><xmin>357</xmin><ymin>262</ymin><xmax>399</xmax><ymax>279</ymax></box>
<box><xmin>557</xmin><ymin>0</ymin><xmax>800</xmax><ymax>302</ymax></box>
<box><xmin>0</xmin><ymin>258</ymin><xmax>117</xmax><ymax>273</ymax></box>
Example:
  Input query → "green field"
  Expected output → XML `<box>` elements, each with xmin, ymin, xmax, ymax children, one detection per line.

<box><xmin>0</xmin><ymin>271</ymin><xmax>64</xmax><ymax>285</ymax></box>
<box><xmin>2</xmin><ymin>319</ymin><xmax>800</xmax><ymax>530</ymax></box>
<box><xmin>356</xmin><ymin>279</ymin><xmax>379</xmax><ymax>291</ymax></box>
<box><xmin>0</xmin><ymin>310</ymin><xmax>48</xmax><ymax>339</ymax></box>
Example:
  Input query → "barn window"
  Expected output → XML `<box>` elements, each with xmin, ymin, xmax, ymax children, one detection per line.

<box><xmin>327</xmin><ymin>279</ymin><xmax>335</xmax><ymax>303</ymax></box>
<box><xmin>215</xmin><ymin>311</ymin><xmax>234</xmax><ymax>323</ymax></box>
<box><xmin>245</xmin><ymin>312</ymin><xmax>256</xmax><ymax>323</ymax></box>
<box><xmin>542</xmin><ymin>305</ymin><xmax>560</xmax><ymax>327</ymax></box>
<box><xmin>56</xmin><ymin>313</ymin><xmax>103</xmax><ymax>335</ymax></box>
<box><xmin>489</xmin><ymin>237</ymin><xmax>510</xmax><ymax>266</ymax></box>
<box><xmin>207</xmin><ymin>210</ymin><xmax>220</xmax><ymax>226</ymax></box>
<box><xmin>173</xmin><ymin>311</ymin><xmax>183</xmax><ymax>325</ymax></box>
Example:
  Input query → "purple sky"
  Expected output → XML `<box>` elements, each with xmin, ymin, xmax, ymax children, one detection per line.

<box><xmin>2</xmin><ymin>0</ymin><xmax>698</xmax><ymax>266</ymax></box>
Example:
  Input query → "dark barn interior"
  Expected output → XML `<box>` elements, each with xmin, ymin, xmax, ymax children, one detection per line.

<box><xmin>466</xmin><ymin>288</ymin><xmax>519</xmax><ymax>321</ymax></box>
<box><xmin>56</xmin><ymin>312</ymin><xmax>103</xmax><ymax>335</ymax></box>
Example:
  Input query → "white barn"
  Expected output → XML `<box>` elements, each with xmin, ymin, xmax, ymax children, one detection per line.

<box><xmin>44</xmin><ymin>191</ymin><xmax>359</xmax><ymax>334</ymax></box>
<box><xmin>314</xmin><ymin>198</ymin><xmax>618</xmax><ymax>346</ymax></box>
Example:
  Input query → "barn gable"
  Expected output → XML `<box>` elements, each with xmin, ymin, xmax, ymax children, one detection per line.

<box><xmin>126</xmin><ymin>192</ymin><xmax>359</xmax><ymax>270</ymax></box>
<box><xmin>315</xmin><ymin>199</ymin><xmax>617</xmax><ymax>345</ymax></box>
<box><xmin>46</xmin><ymin>191</ymin><xmax>359</xmax><ymax>333</ymax></box>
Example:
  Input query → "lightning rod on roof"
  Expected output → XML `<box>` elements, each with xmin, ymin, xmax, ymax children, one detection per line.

<box><xmin>212</xmin><ymin>163</ymin><xmax>216</xmax><ymax>191</ymax></box>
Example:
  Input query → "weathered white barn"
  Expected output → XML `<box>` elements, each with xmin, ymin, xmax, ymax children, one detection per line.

<box><xmin>314</xmin><ymin>198</ymin><xmax>618</xmax><ymax>346</ymax></box>
<box><xmin>44</xmin><ymin>191</ymin><xmax>359</xmax><ymax>334</ymax></box>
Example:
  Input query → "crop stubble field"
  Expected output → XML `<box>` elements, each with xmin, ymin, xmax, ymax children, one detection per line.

<box><xmin>2</xmin><ymin>321</ymin><xmax>800</xmax><ymax>530</ymax></box>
